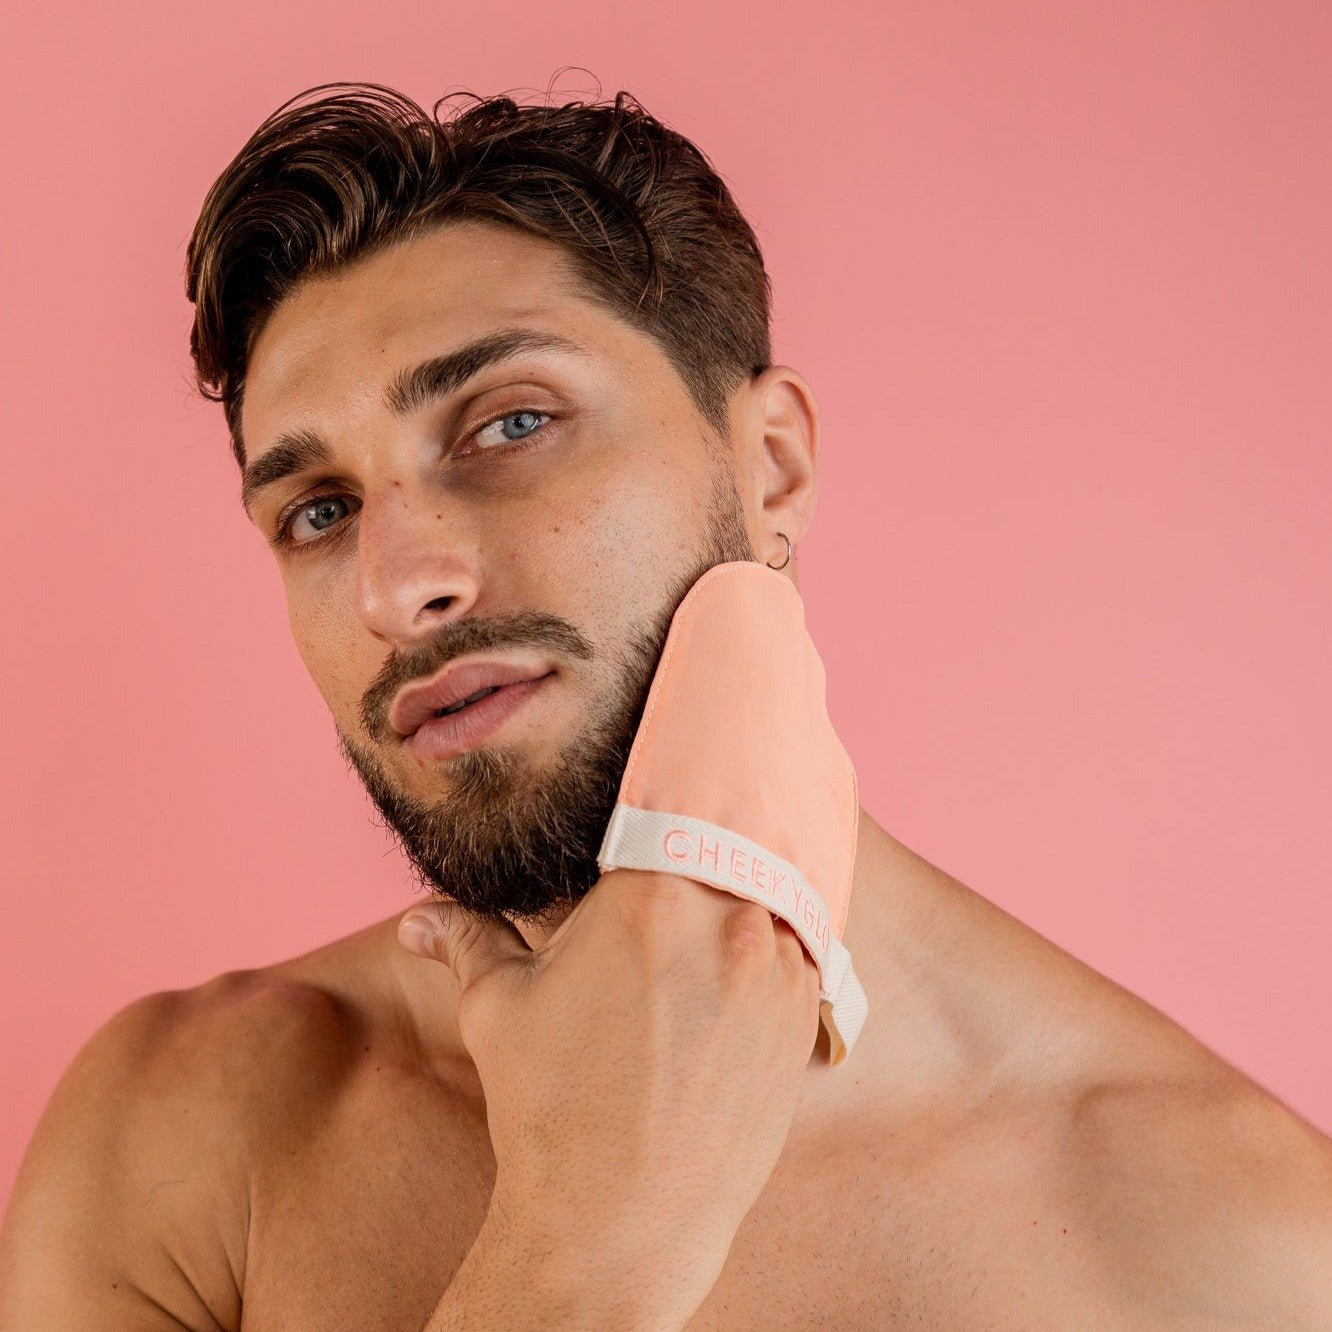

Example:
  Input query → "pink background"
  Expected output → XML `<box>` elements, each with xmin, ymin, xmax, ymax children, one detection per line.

<box><xmin>2</xmin><ymin>1</ymin><xmax>1329</xmax><ymax>1208</ymax></box>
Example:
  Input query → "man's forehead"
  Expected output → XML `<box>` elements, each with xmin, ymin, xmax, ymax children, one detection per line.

<box><xmin>239</xmin><ymin>223</ymin><xmax>630</xmax><ymax>453</ymax></box>
<box><xmin>248</xmin><ymin>225</ymin><xmax>585</xmax><ymax>385</ymax></box>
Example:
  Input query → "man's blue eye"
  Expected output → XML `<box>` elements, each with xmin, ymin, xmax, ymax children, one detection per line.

<box><xmin>303</xmin><ymin>496</ymin><xmax>350</xmax><ymax>532</ymax></box>
<box><xmin>503</xmin><ymin>410</ymin><xmax>544</xmax><ymax>438</ymax></box>
<box><xmin>474</xmin><ymin>410</ymin><xmax>551</xmax><ymax>448</ymax></box>
<box><xmin>282</xmin><ymin>494</ymin><xmax>355</xmax><ymax>546</ymax></box>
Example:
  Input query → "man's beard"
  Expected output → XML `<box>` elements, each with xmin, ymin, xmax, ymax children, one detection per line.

<box><xmin>336</xmin><ymin>462</ymin><xmax>758</xmax><ymax>927</ymax></box>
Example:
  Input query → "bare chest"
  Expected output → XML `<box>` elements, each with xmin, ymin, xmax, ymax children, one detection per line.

<box><xmin>234</xmin><ymin>1074</ymin><xmax>1127</xmax><ymax>1331</ymax></box>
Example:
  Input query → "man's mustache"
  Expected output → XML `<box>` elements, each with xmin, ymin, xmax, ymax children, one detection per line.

<box><xmin>358</xmin><ymin>612</ymin><xmax>594</xmax><ymax>743</ymax></box>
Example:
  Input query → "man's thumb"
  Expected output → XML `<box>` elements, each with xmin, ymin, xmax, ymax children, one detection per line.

<box><xmin>397</xmin><ymin>902</ymin><xmax>530</xmax><ymax>988</ymax></box>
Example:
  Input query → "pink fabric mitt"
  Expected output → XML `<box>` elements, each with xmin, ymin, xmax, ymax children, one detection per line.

<box><xmin>596</xmin><ymin>560</ymin><xmax>868</xmax><ymax>1063</ymax></box>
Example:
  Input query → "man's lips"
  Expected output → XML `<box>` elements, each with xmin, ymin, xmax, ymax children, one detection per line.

<box><xmin>390</xmin><ymin>659</ymin><xmax>556</xmax><ymax>739</ymax></box>
<box><xmin>406</xmin><ymin>674</ymin><xmax>553</xmax><ymax>762</ymax></box>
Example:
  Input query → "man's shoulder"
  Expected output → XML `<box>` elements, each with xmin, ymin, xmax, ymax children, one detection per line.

<box><xmin>74</xmin><ymin>963</ymin><xmax>361</xmax><ymax>1127</ymax></box>
<box><xmin>44</xmin><ymin>965</ymin><xmax>358</xmax><ymax>1187</ymax></box>
<box><xmin>72</xmin><ymin>906</ymin><xmax>456</xmax><ymax>1156</ymax></box>
<box><xmin>0</xmin><ymin>965</ymin><xmax>361</xmax><ymax>1330</ymax></box>
<box><xmin>154</xmin><ymin>964</ymin><xmax>362</xmax><ymax>1110</ymax></box>
<box><xmin>1063</xmin><ymin>1064</ymin><xmax>1332</xmax><ymax>1328</ymax></box>
<box><xmin>161</xmin><ymin>904</ymin><xmax>427</xmax><ymax>1088</ymax></box>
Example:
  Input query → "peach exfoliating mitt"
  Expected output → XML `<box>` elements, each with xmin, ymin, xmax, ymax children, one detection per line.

<box><xmin>596</xmin><ymin>560</ymin><xmax>868</xmax><ymax>1063</ymax></box>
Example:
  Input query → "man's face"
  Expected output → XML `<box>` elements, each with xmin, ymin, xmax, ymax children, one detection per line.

<box><xmin>241</xmin><ymin>221</ymin><xmax>757</xmax><ymax>925</ymax></box>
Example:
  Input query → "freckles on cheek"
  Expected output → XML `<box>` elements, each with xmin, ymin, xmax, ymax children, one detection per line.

<box><xmin>285</xmin><ymin>589</ymin><xmax>342</xmax><ymax>675</ymax></box>
<box><xmin>287</xmin><ymin>612</ymin><xmax>322</xmax><ymax>676</ymax></box>
<box><xmin>603</xmin><ymin>484</ymin><xmax>682</xmax><ymax>556</ymax></box>
<box><xmin>581</xmin><ymin>471</ymin><xmax>661</xmax><ymax>541</ymax></box>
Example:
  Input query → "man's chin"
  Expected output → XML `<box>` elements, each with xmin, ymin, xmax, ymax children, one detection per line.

<box><xmin>335</xmin><ymin>722</ymin><xmax>629</xmax><ymax>922</ymax></box>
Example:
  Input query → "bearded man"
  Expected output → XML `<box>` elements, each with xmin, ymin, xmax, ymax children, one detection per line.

<box><xmin>3</xmin><ymin>83</ymin><xmax>1330</xmax><ymax>1330</ymax></box>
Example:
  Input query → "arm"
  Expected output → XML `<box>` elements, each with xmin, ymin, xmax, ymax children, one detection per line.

<box><xmin>420</xmin><ymin>1205</ymin><xmax>676</xmax><ymax>1332</ymax></box>
<box><xmin>0</xmin><ymin>991</ymin><xmax>242</xmax><ymax>1332</ymax></box>
<box><xmin>1077</xmin><ymin>1076</ymin><xmax>1332</xmax><ymax>1330</ymax></box>
<box><xmin>397</xmin><ymin>871</ymin><xmax>824</xmax><ymax>1332</ymax></box>
<box><xmin>1218</xmin><ymin>1131</ymin><xmax>1332</xmax><ymax>1331</ymax></box>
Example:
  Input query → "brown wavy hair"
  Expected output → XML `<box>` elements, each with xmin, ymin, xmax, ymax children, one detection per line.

<box><xmin>185</xmin><ymin>81</ymin><xmax>773</xmax><ymax>472</ymax></box>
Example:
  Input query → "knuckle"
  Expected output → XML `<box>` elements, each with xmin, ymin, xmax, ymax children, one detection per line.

<box><xmin>443</xmin><ymin>913</ymin><xmax>487</xmax><ymax>972</ymax></box>
<box><xmin>773</xmin><ymin>917</ymin><xmax>807</xmax><ymax>967</ymax></box>
<box><xmin>622</xmin><ymin>868</ymin><xmax>686</xmax><ymax>906</ymax></box>
<box><xmin>453</xmin><ymin>982</ymin><xmax>501</xmax><ymax>1051</ymax></box>
<box><xmin>720</xmin><ymin>901</ymin><xmax>775</xmax><ymax>961</ymax></box>
<box><xmin>802</xmin><ymin>956</ymin><xmax>823</xmax><ymax>1024</ymax></box>
<box><xmin>614</xmin><ymin>870</ymin><xmax>685</xmax><ymax>929</ymax></box>
<box><xmin>803</xmin><ymin>952</ymin><xmax>822</xmax><ymax>1000</ymax></box>
<box><xmin>772</xmin><ymin>921</ymin><xmax>821</xmax><ymax>1004</ymax></box>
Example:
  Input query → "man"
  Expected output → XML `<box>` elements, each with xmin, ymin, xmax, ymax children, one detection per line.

<box><xmin>2</xmin><ymin>81</ymin><xmax>1330</xmax><ymax>1330</ymax></box>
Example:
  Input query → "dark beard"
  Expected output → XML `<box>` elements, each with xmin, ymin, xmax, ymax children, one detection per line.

<box><xmin>335</xmin><ymin>462</ymin><xmax>757</xmax><ymax>927</ymax></box>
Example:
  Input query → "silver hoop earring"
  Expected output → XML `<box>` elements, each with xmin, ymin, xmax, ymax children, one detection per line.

<box><xmin>766</xmin><ymin>532</ymin><xmax>793</xmax><ymax>571</ymax></box>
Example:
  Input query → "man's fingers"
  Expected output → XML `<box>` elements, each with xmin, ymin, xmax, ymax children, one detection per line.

<box><xmin>398</xmin><ymin>900</ymin><xmax>531</xmax><ymax>990</ymax></box>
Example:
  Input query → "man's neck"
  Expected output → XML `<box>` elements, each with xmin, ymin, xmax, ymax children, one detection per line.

<box><xmin>789</xmin><ymin>811</ymin><xmax>981</xmax><ymax>1110</ymax></box>
<box><xmin>384</xmin><ymin>805</ymin><xmax>1059</xmax><ymax>1129</ymax></box>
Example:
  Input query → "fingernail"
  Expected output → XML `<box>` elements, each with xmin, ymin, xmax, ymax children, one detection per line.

<box><xmin>398</xmin><ymin>915</ymin><xmax>434</xmax><ymax>957</ymax></box>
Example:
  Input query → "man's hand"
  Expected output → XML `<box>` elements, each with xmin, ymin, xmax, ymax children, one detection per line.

<box><xmin>397</xmin><ymin>868</ymin><xmax>822</xmax><ymax>1329</ymax></box>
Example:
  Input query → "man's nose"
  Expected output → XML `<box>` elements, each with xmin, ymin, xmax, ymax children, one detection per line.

<box><xmin>352</xmin><ymin>486</ymin><xmax>481</xmax><ymax>647</ymax></box>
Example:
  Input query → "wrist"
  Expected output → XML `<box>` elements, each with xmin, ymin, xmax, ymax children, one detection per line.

<box><xmin>426</xmin><ymin>1199</ymin><xmax>682</xmax><ymax>1332</ymax></box>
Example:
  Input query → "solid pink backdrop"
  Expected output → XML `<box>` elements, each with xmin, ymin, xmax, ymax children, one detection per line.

<box><xmin>2</xmin><ymin>1</ymin><xmax>1329</xmax><ymax>1209</ymax></box>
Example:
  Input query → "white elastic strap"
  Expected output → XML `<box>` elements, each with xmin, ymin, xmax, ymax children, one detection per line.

<box><xmin>597</xmin><ymin>803</ymin><xmax>868</xmax><ymax>1062</ymax></box>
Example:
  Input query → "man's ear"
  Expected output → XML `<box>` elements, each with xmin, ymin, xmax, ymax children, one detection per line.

<box><xmin>741</xmin><ymin>364</ymin><xmax>820</xmax><ymax>554</ymax></box>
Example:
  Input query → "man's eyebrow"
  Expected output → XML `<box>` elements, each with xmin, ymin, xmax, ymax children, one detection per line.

<box><xmin>240</xmin><ymin>327</ymin><xmax>589</xmax><ymax>519</ymax></box>
<box><xmin>241</xmin><ymin>427</ymin><xmax>332</xmax><ymax>519</ymax></box>
<box><xmin>383</xmin><ymin>327</ymin><xmax>589</xmax><ymax>416</ymax></box>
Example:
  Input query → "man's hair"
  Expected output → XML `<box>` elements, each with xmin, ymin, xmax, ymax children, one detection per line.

<box><xmin>185</xmin><ymin>81</ymin><xmax>773</xmax><ymax>471</ymax></box>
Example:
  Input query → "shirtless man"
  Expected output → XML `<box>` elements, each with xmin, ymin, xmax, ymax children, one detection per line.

<box><xmin>3</xmin><ymin>83</ymin><xmax>1330</xmax><ymax>1331</ymax></box>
